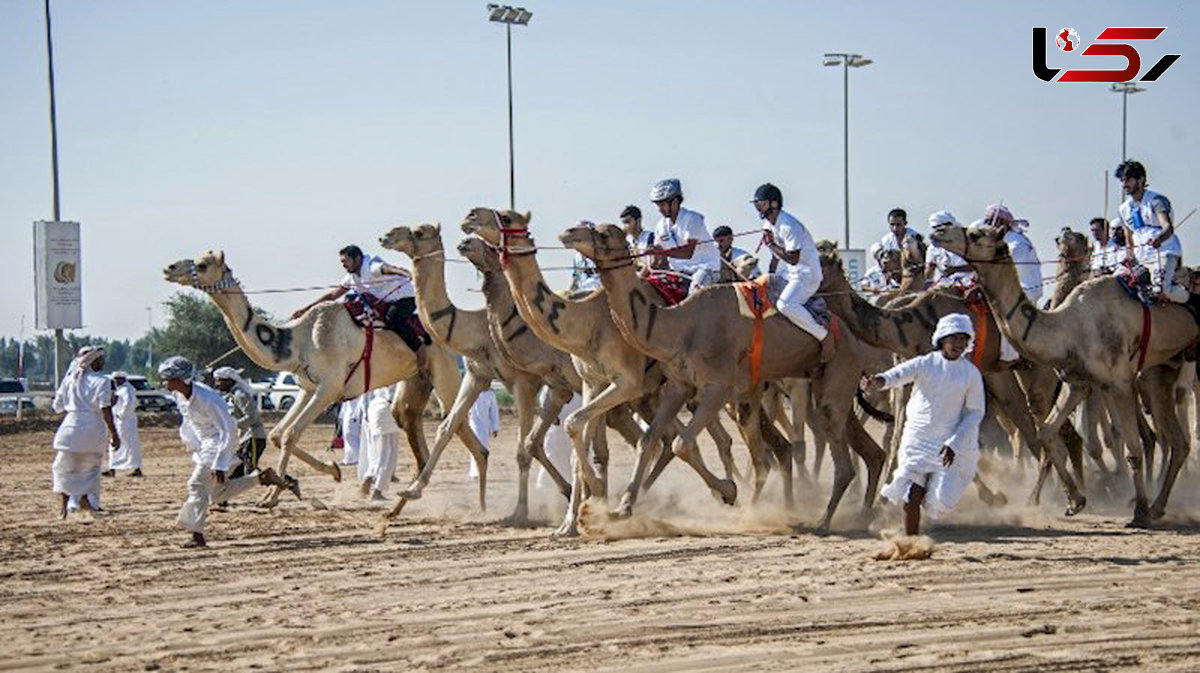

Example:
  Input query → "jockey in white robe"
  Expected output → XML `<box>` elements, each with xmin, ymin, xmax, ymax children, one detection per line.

<box><xmin>877</xmin><ymin>314</ymin><xmax>986</xmax><ymax>519</ymax></box>
<box><xmin>106</xmin><ymin>373</ymin><xmax>142</xmax><ymax>473</ymax></box>
<box><xmin>467</xmin><ymin>390</ymin><xmax>501</xmax><ymax>480</ymax></box>
<box><xmin>339</xmin><ymin>394</ymin><xmax>366</xmax><ymax>466</ymax></box>
<box><xmin>53</xmin><ymin>347</ymin><xmax>118</xmax><ymax>514</ymax></box>
<box><xmin>365</xmin><ymin>385</ymin><xmax>402</xmax><ymax>499</ymax></box>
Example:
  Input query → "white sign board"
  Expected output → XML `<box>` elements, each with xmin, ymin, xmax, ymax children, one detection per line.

<box><xmin>840</xmin><ymin>248</ymin><xmax>867</xmax><ymax>288</ymax></box>
<box><xmin>33</xmin><ymin>220</ymin><xmax>82</xmax><ymax>329</ymax></box>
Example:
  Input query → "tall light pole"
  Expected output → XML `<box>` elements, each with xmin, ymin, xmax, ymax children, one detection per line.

<box><xmin>42</xmin><ymin>0</ymin><xmax>66</xmax><ymax>386</ymax></box>
<box><xmin>145</xmin><ymin>306</ymin><xmax>154</xmax><ymax>370</ymax></box>
<box><xmin>1110</xmin><ymin>82</ymin><xmax>1145</xmax><ymax>162</ymax></box>
<box><xmin>823</xmin><ymin>53</ymin><xmax>871</xmax><ymax>248</ymax></box>
<box><xmin>487</xmin><ymin>4</ymin><xmax>532</xmax><ymax>210</ymax></box>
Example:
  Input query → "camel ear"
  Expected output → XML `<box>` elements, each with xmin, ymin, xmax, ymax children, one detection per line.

<box><xmin>524</xmin><ymin>210</ymin><xmax>532</xmax><ymax>224</ymax></box>
<box><xmin>217</xmin><ymin>250</ymin><xmax>226</xmax><ymax>265</ymax></box>
<box><xmin>434</xmin><ymin>222</ymin><xmax>441</xmax><ymax>234</ymax></box>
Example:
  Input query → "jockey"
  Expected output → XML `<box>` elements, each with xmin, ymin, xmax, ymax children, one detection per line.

<box><xmin>291</xmin><ymin>245</ymin><xmax>428</xmax><ymax>351</ymax></box>
<box><xmin>713</xmin><ymin>225</ymin><xmax>760</xmax><ymax>282</ymax></box>
<box><xmin>925</xmin><ymin>211</ymin><xmax>974</xmax><ymax>288</ymax></box>
<box><xmin>646</xmin><ymin>179</ymin><xmax>721</xmax><ymax>295</ymax></box>
<box><xmin>877</xmin><ymin>207</ymin><xmax>921</xmax><ymax>254</ymax></box>
<box><xmin>569</xmin><ymin>221</ymin><xmax>603</xmax><ymax>295</ymax></box>
<box><xmin>984</xmin><ymin>204</ymin><xmax>1043</xmax><ymax>305</ymax></box>
<box><xmin>752</xmin><ymin>183</ymin><xmax>833</xmax><ymax>361</ymax></box>
<box><xmin>1116</xmin><ymin>160</ymin><xmax>1187</xmax><ymax>303</ymax></box>
<box><xmin>1088</xmin><ymin>216</ymin><xmax>1126</xmax><ymax>276</ymax></box>
<box><xmin>860</xmin><ymin>242</ymin><xmax>900</xmax><ymax>297</ymax></box>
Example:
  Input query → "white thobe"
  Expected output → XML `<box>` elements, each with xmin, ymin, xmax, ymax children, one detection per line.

<box><xmin>764</xmin><ymin>210</ymin><xmax>826</xmax><ymax>340</ymax></box>
<box><xmin>877</xmin><ymin>227</ymin><xmax>921</xmax><ymax>254</ymax></box>
<box><xmin>1119</xmin><ymin>190</ymin><xmax>1187</xmax><ymax>302</ymax></box>
<box><xmin>927</xmin><ymin>246</ymin><xmax>975</xmax><ymax>287</ymax></box>
<box><xmin>340</xmin><ymin>394</ymin><xmax>365</xmax><ymax>466</ymax></box>
<box><xmin>107</xmin><ymin>383</ymin><xmax>142</xmax><ymax>470</ymax></box>
<box><xmin>654</xmin><ymin>208</ymin><xmax>721</xmax><ymax>290</ymax></box>
<box><xmin>877</xmin><ymin>352</ymin><xmax>985</xmax><ymax>519</ymax></box>
<box><xmin>537</xmin><ymin>393</ymin><xmax>582</xmax><ymax>489</ymax></box>
<box><xmin>341</xmin><ymin>252</ymin><xmax>415</xmax><ymax>303</ymax></box>
<box><xmin>467</xmin><ymin>391</ymin><xmax>501</xmax><ymax>479</ymax></box>
<box><xmin>52</xmin><ymin>371</ymin><xmax>113</xmax><ymax>502</ymax></box>
<box><xmin>174</xmin><ymin>383</ymin><xmax>259</xmax><ymax>534</ymax></box>
<box><xmin>364</xmin><ymin>387</ymin><xmax>401</xmax><ymax>495</ymax></box>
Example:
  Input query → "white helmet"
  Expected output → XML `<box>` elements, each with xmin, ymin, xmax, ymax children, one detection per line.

<box><xmin>649</xmin><ymin>179</ymin><xmax>682</xmax><ymax>203</ymax></box>
<box><xmin>928</xmin><ymin>210</ymin><xmax>959</xmax><ymax>229</ymax></box>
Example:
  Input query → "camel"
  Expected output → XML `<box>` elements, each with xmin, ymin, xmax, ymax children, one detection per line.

<box><xmin>163</xmin><ymin>251</ymin><xmax>479</xmax><ymax>508</ymax></box>
<box><xmin>816</xmin><ymin>250</ymin><xmax>1087</xmax><ymax>513</ymax></box>
<box><xmin>931</xmin><ymin>224</ymin><xmax>1199</xmax><ymax>526</ymax></box>
<box><xmin>376</xmin><ymin>224</ymin><xmax>577</xmax><ymax>527</ymax></box>
<box><xmin>460</xmin><ymin>208</ymin><xmax>736</xmax><ymax>536</ymax></box>
<box><xmin>560</xmin><ymin>222</ymin><xmax>887</xmax><ymax>532</ymax></box>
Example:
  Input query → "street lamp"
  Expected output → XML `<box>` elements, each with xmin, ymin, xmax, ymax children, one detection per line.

<box><xmin>1110</xmin><ymin>82</ymin><xmax>1145</xmax><ymax>162</ymax></box>
<box><xmin>823</xmin><ymin>53</ymin><xmax>871</xmax><ymax>249</ymax></box>
<box><xmin>487</xmin><ymin>4</ymin><xmax>532</xmax><ymax>210</ymax></box>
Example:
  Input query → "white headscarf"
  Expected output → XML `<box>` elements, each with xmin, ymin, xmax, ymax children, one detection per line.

<box><xmin>931</xmin><ymin>313</ymin><xmax>974</xmax><ymax>348</ymax></box>
<box><xmin>213</xmin><ymin>366</ymin><xmax>253</xmax><ymax>396</ymax></box>
<box><xmin>928</xmin><ymin>210</ymin><xmax>959</xmax><ymax>229</ymax></box>
<box><xmin>73</xmin><ymin>346</ymin><xmax>105</xmax><ymax>380</ymax></box>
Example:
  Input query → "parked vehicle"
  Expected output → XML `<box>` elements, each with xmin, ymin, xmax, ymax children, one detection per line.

<box><xmin>0</xmin><ymin>379</ymin><xmax>35</xmax><ymax>414</ymax></box>
<box><xmin>125</xmin><ymin>375</ymin><xmax>177</xmax><ymax>413</ymax></box>
<box><xmin>269</xmin><ymin>372</ymin><xmax>302</xmax><ymax>411</ymax></box>
<box><xmin>249</xmin><ymin>379</ymin><xmax>275</xmax><ymax>411</ymax></box>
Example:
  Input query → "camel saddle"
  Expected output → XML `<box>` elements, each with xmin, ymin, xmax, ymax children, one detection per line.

<box><xmin>343</xmin><ymin>292</ymin><xmax>431</xmax><ymax>352</ymax></box>
<box><xmin>735</xmin><ymin>275</ymin><xmax>832</xmax><ymax>384</ymax></box>
<box><xmin>645</xmin><ymin>272</ymin><xmax>690</xmax><ymax>306</ymax></box>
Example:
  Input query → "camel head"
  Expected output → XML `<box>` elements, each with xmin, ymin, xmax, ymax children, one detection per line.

<box><xmin>558</xmin><ymin>223</ymin><xmax>631</xmax><ymax>265</ymax></box>
<box><xmin>380</xmin><ymin>224</ymin><xmax>443</xmax><ymax>259</ymax></box>
<box><xmin>816</xmin><ymin>239</ymin><xmax>840</xmax><ymax>257</ymax></box>
<box><xmin>457</xmin><ymin>236</ymin><xmax>502</xmax><ymax>272</ymax></box>
<box><xmin>900</xmin><ymin>233</ymin><xmax>926</xmax><ymax>267</ymax></box>
<box><xmin>879</xmin><ymin>248</ymin><xmax>902</xmax><ymax>276</ymax></box>
<box><xmin>1055</xmin><ymin>227</ymin><xmax>1090</xmax><ymax>261</ymax></box>
<box><xmin>732</xmin><ymin>254</ymin><xmax>761</xmax><ymax>279</ymax></box>
<box><xmin>163</xmin><ymin>250</ymin><xmax>235</xmax><ymax>291</ymax></box>
<box><xmin>460</xmin><ymin>207</ymin><xmax>531</xmax><ymax>246</ymax></box>
<box><xmin>929</xmin><ymin>224</ymin><xmax>1007</xmax><ymax>263</ymax></box>
<box><xmin>817</xmin><ymin>249</ymin><xmax>847</xmax><ymax>285</ymax></box>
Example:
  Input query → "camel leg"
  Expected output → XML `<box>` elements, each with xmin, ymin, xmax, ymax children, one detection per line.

<box><xmin>788</xmin><ymin>379</ymin><xmax>810</xmax><ymax>479</ymax></box>
<box><xmin>1142</xmin><ymin>365</ymin><xmax>1191</xmax><ymax>520</ymax></box>
<box><xmin>643</xmin><ymin>416</ymin><xmax>683</xmax><ymax>491</ymax></box>
<box><xmin>673</xmin><ymin>385</ymin><xmax>738</xmax><ymax>505</ymax></box>
<box><xmin>760</xmin><ymin>412</ymin><xmax>795</xmax><ymax>508</ymax></box>
<box><xmin>259</xmin><ymin>387</ymin><xmax>311</xmax><ymax>506</ymax></box>
<box><xmin>526</xmin><ymin>385</ymin><xmax>573</xmax><ymax>499</ymax></box>
<box><xmin>261</xmin><ymin>385</ymin><xmax>344</xmax><ymax>508</ymax></box>
<box><xmin>397</xmin><ymin>369</ymin><xmax>489</xmax><ymax>501</ymax></box>
<box><xmin>505</xmin><ymin>376</ymin><xmax>540</xmax><ymax>524</ymax></box>
<box><xmin>885</xmin><ymin>384</ymin><xmax>910</xmax><ymax>479</ymax></box>
<box><xmin>1030</xmin><ymin>382</ymin><xmax>1089</xmax><ymax>515</ymax></box>
<box><xmin>844</xmin><ymin>414</ymin><xmax>885</xmax><ymax>516</ymax></box>
<box><xmin>1107</xmin><ymin>387</ymin><xmax>1152</xmax><ymax>526</ymax></box>
<box><xmin>706</xmin><ymin>418</ymin><xmax>738</xmax><ymax>484</ymax></box>
<box><xmin>393</xmin><ymin>377</ymin><xmax>433</xmax><ymax>475</ymax></box>
<box><xmin>735</xmin><ymin>392</ymin><xmax>790</xmax><ymax>507</ymax></box>
<box><xmin>564</xmin><ymin>379</ymin><xmax>640</xmax><ymax>498</ymax></box>
<box><xmin>614</xmin><ymin>382</ymin><xmax>690</xmax><ymax>518</ymax></box>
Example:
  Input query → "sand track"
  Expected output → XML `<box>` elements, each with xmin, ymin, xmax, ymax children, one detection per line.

<box><xmin>2</xmin><ymin>423</ymin><xmax>1198</xmax><ymax>672</ymax></box>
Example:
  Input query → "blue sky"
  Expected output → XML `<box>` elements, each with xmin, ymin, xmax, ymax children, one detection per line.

<box><xmin>1</xmin><ymin>1</ymin><xmax>1197</xmax><ymax>340</ymax></box>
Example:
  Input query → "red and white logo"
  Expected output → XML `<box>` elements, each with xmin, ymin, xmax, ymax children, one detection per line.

<box><xmin>1056</xmin><ymin>27</ymin><xmax>1080</xmax><ymax>51</ymax></box>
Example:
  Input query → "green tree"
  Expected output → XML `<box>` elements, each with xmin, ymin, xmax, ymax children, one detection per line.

<box><xmin>154</xmin><ymin>292</ymin><xmax>271</xmax><ymax>380</ymax></box>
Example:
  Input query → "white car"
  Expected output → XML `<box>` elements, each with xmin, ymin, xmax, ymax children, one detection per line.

<box><xmin>269</xmin><ymin>372</ymin><xmax>302</xmax><ymax>410</ymax></box>
<box><xmin>125</xmin><ymin>375</ymin><xmax>177</xmax><ymax>413</ymax></box>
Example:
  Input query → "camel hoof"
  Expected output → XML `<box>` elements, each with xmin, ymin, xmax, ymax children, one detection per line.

<box><xmin>375</xmin><ymin>519</ymin><xmax>390</xmax><ymax>539</ymax></box>
<box><xmin>1065</xmin><ymin>496</ymin><xmax>1087</xmax><ymax>517</ymax></box>
<box><xmin>551</xmin><ymin>524</ymin><xmax>580</xmax><ymax>539</ymax></box>
<box><xmin>330</xmin><ymin>462</ymin><xmax>342</xmax><ymax>483</ymax></box>
<box><xmin>501</xmin><ymin>511</ymin><xmax>536</xmax><ymax>528</ymax></box>
<box><xmin>1149</xmin><ymin>505</ymin><xmax>1166</xmax><ymax>520</ymax></box>
<box><xmin>713</xmin><ymin>479</ymin><xmax>737</xmax><ymax>506</ymax></box>
<box><xmin>1125</xmin><ymin>517</ymin><xmax>1151</xmax><ymax>529</ymax></box>
<box><xmin>400</xmin><ymin>485</ymin><xmax>424</xmax><ymax>501</ymax></box>
<box><xmin>813</xmin><ymin>523</ymin><xmax>832</xmax><ymax>537</ymax></box>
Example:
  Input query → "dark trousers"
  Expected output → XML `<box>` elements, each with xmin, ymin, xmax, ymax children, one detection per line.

<box><xmin>229</xmin><ymin>437</ymin><xmax>266</xmax><ymax>479</ymax></box>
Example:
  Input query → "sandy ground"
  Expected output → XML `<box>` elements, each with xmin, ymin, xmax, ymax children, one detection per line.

<box><xmin>2</xmin><ymin>419</ymin><xmax>1199</xmax><ymax>672</ymax></box>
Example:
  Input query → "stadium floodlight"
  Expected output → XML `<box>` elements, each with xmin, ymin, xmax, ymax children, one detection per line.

<box><xmin>1109</xmin><ymin>82</ymin><xmax>1145</xmax><ymax>161</ymax></box>
<box><xmin>822</xmin><ymin>53</ymin><xmax>873</xmax><ymax>248</ymax></box>
<box><xmin>486</xmin><ymin>4</ymin><xmax>534</xmax><ymax>209</ymax></box>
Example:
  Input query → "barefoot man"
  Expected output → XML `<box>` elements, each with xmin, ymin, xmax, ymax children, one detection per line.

<box><xmin>159</xmin><ymin>356</ymin><xmax>299</xmax><ymax>548</ymax></box>
<box><xmin>864</xmin><ymin>314</ymin><xmax>985</xmax><ymax>535</ymax></box>
<box><xmin>51</xmin><ymin>346</ymin><xmax>119</xmax><ymax>519</ymax></box>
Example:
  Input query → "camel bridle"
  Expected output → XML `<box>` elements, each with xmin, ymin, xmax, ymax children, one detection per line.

<box><xmin>188</xmin><ymin>260</ymin><xmax>241</xmax><ymax>293</ymax></box>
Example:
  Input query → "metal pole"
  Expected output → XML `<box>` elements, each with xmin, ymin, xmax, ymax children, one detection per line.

<box><xmin>842</xmin><ymin>60</ymin><xmax>850</xmax><ymax>248</ymax></box>
<box><xmin>43</xmin><ymin>0</ymin><xmax>65</xmax><ymax>387</ymax></box>
<box><xmin>1121</xmin><ymin>90</ymin><xmax>1128</xmax><ymax>161</ymax></box>
<box><xmin>506</xmin><ymin>22</ymin><xmax>515</xmax><ymax>210</ymax></box>
<box><xmin>146</xmin><ymin>307</ymin><xmax>153</xmax><ymax>369</ymax></box>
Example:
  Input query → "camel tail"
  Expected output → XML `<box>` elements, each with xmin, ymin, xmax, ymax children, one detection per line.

<box><xmin>856</xmin><ymin>388</ymin><xmax>895</xmax><ymax>424</ymax></box>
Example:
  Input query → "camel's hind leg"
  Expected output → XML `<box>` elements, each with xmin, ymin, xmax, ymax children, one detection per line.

<box><xmin>505</xmin><ymin>376</ymin><xmax>542</xmax><ymax>524</ymax></box>
<box><xmin>1141</xmin><ymin>364</ymin><xmax>1191</xmax><ymax>520</ymax></box>
<box><xmin>263</xmin><ymin>385</ymin><xmax>344</xmax><ymax>508</ymax></box>
<box><xmin>394</xmin><ymin>369</ymin><xmax>489</xmax><ymax>502</ymax></box>
<box><xmin>615</xmin><ymin>381</ymin><xmax>689</xmax><ymax>518</ymax></box>
<box><xmin>844</xmin><ymin>414</ymin><xmax>885</xmax><ymax>516</ymax></box>
<box><xmin>526</xmin><ymin>385</ymin><xmax>573</xmax><ymax>499</ymax></box>
<box><xmin>672</xmin><ymin>384</ymin><xmax>739</xmax><ymax>506</ymax></box>
<box><xmin>260</xmin><ymin>387</ymin><xmax>310</xmax><ymax>506</ymax></box>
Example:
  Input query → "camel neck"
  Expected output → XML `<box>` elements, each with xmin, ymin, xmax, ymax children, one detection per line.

<box><xmin>502</xmin><ymin>250</ymin><xmax>589</xmax><ymax>353</ymax></box>
<box><xmin>1051</xmin><ymin>253</ymin><xmax>1089</xmax><ymax>308</ymax></box>
<box><xmin>208</xmin><ymin>287</ymin><xmax>299</xmax><ymax>371</ymax></box>
<box><xmin>409</xmin><ymin>252</ymin><xmax>462</xmax><ymax>348</ymax></box>
<box><xmin>973</xmin><ymin>256</ymin><xmax>1064</xmax><ymax>362</ymax></box>
<box><xmin>594</xmin><ymin>262</ymin><xmax>676</xmax><ymax>363</ymax></box>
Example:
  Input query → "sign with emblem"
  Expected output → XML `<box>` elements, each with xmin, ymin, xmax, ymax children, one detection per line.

<box><xmin>33</xmin><ymin>220</ymin><xmax>82</xmax><ymax>329</ymax></box>
<box><xmin>840</xmin><ymin>248</ymin><xmax>867</xmax><ymax>287</ymax></box>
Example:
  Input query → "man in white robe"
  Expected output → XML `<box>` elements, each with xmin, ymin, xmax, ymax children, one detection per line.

<box><xmin>212</xmin><ymin>367</ymin><xmax>266</xmax><ymax>480</ymax></box>
<box><xmin>865</xmin><ymin>314</ymin><xmax>985</xmax><ymax>535</ymax></box>
<box><xmin>339</xmin><ymin>393</ymin><xmax>366</xmax><ymax>466</ymax></box>
<box><xmin>467</xmin><ymin>389</ymin><xmax>501</xmax><ymax>480</ymax></box>
<box><xmin>103</xmin><ymin>371</ymin><xmax>143</xmax><ymax>477</ymax></box>
<box><xmin>537</xmin><ymin>391</ymin><xmax>582</xmax><ymax>489</ymax></box>
<box><xmin>926</xmin><ymin>211</ymin><xmax>975</xmax><ymax>289</ymax></box>
<box><xmin>1115</xmin><ymin>160</ymin><xmax>1187</xmax><ymax>302</ymax></box>
<box><xmin>983</xmin><ymin>205</ymin><xmax>1042</xmax><ymax>363</ymax></box>
<box><xmin>52</xmin><ymin>347</ymin><xmax>119</xmax><ymax>519</ymax></box>
<box><xmin>160</xmin><ymin>357</ymin><xmax>297</xmax><ymax>548</ymax></box>
<box><xmin>647</xmin><ymin>178</ymin><xmax>722</xmax><ymax>294</ymax></box>
<box><xmin>364</xmin><ymin>385</ymin><xmax>402</xmax><ymax>500</ymax></box>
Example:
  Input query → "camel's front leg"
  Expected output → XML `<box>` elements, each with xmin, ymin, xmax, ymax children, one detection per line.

<box><xmin>506</xmin><ymin>375</ymin><xmax>541</xmax><ymax>524</ymax></box>
<box><xmin>260</xmin><ymin>387</ymin><xmax>311</xmax><ymax>507</ymax></box>
<box><xmin>527</xmin><ymin>385</ymin><xmax>573</xmax><ymax>498</ymax></box>
<box><xmin>400</xmin><ymin>369</ymin><xmax>490</xmax><ymax>501</ymax></box>
<box><xmin>614</xmin><ymin>380</ymin><xmax>690</xmax><ymax>518</ymax></box>
<box><xmin>672</xmin><ymin>384</ymin><xmax>738</xmax><ymax>506</ymax></box>
<box><xmin>1031</xmin><ymin>381</ymin><xmax>1090</xmax><ymax>514</ymax></box>
<box><xmin>563</xmin><ymin>380</ymin><xmax>639</xmax><ymax>497</ymax></box>
<box><xmin>1140</xmin><ymin>365</ymin><xmax>1191</xmax><ymax>520</ymax></box>
<box><xmin>260</xmin><ymin>385</ymin><xmax>344</xmax><ymax>508</ymax></box>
